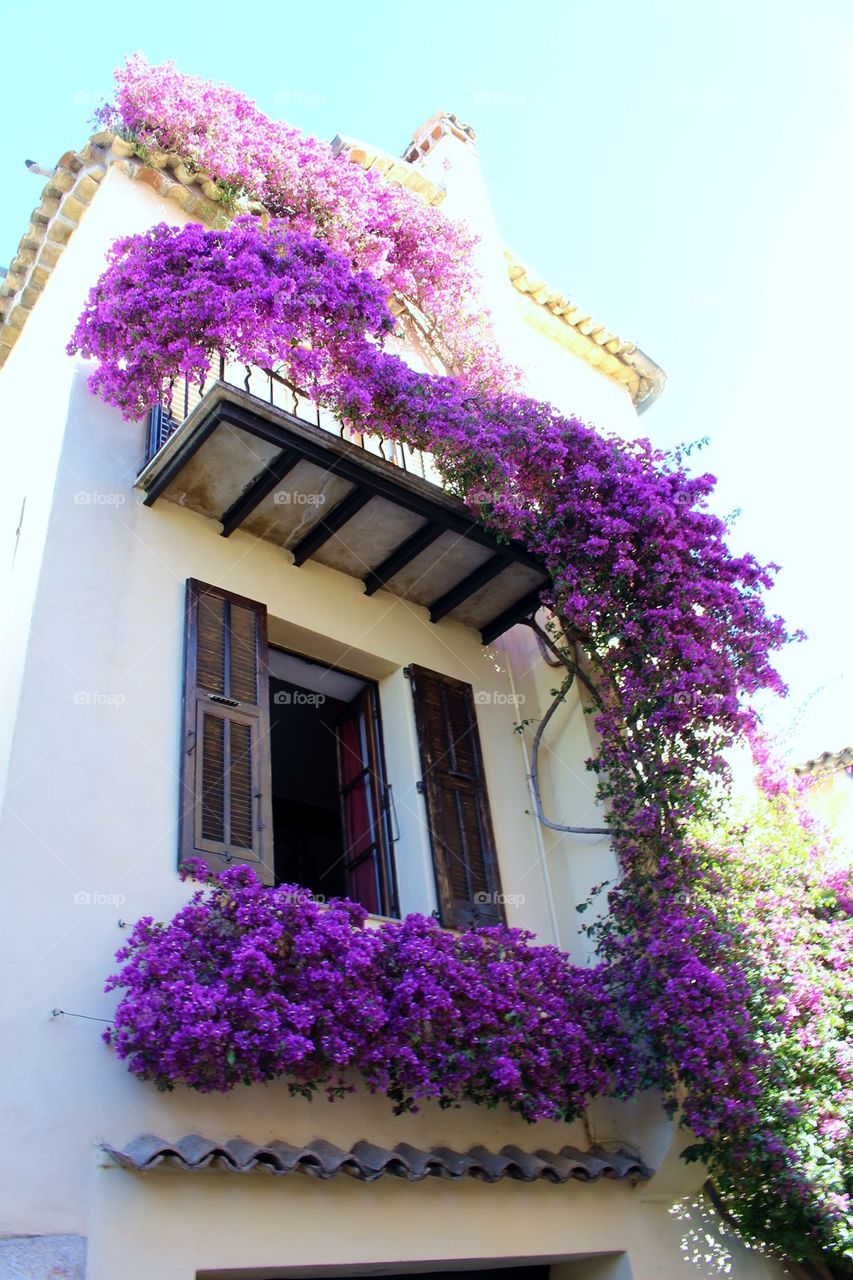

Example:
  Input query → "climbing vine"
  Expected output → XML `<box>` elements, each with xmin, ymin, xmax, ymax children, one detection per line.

<box><xmin>684</xmin><ymin>746</ymin><xmax>852</xmax><ymax>1269</ymax></box>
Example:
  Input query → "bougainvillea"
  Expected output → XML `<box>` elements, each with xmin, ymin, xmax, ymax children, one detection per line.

<box><xmin>73</xmin><ymin>57</ymin><xmax>852</xmax><ymax>1272</ymax></box>
<box><xmin>70</xmin><ymin>218</ymin><xmax>393</xmax><ymax>419</ymax></box>
<box><xmin>684</xmin><ymin>748</ymin><xmax>853</xmax><ymax>1267</ymax></box>
<box><xmin>107</xmin><ymin>860</ymin><xmax>628</xmax><ymax>1122</ymax></box>
<box><xmin>96</xmin><ymin>55</ymin><xmax>513</xmax><ymax>392</ymax></box>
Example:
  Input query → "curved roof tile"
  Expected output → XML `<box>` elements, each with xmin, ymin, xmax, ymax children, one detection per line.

<box><xmin>102</xmin><ymin>1134</ymin><xmax>652</xmax><ymax>1185</ymax></box>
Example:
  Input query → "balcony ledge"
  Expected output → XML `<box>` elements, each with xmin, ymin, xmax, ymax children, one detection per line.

<box><xmin>136</xmin><ymin>383</ymin><xmax>550</xmax><ymax>643</ymax></box>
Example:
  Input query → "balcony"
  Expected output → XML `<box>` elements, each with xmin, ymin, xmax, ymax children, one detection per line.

<box><xmin>136</xmin><ymin>367</ymin><xmax>550</xmax><ymax>643</ymax></box>
<box><xmin>143</xmin><ymin>360</ymin><xmax>444</xmax><ymax>486</ymax></box>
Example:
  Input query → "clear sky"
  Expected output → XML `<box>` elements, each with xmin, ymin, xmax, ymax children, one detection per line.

<box><xmin>2</xmin><ymin>0</ymin><xmax>850</xmax><ymax>762</ymax></box>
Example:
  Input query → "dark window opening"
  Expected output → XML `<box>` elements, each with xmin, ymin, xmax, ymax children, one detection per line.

<box><xmin>268</xmin><ymin>649</ymin><xmax>397</xmax><ymax>917</ymax></box>
<box><xmin>200</xmin><ymin>1266</ymin><xmax>552</xmax><ymax>1280</ymax></box>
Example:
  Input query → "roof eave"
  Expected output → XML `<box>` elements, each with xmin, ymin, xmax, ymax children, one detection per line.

<box><xmin>0</xmin><ymin>130</ymin><xmax>667</xmax><ymax>414</ymax></box>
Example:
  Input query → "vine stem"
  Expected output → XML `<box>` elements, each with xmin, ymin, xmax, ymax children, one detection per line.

<box><xmin>524</xmin><ymin>613</ymin><xmax>681</xmax><ymax>855</ymax></box>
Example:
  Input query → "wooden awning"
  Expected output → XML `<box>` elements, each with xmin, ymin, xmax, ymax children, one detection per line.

<box><xmin>136</xmin><ymin>384</ymin><xmax>550</xmax><ymax>644</ymax></box>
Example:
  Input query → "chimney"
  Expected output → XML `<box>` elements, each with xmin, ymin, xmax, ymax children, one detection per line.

<box><xmin>401</xmin><ymin>110</ymin><xmax>516</xmax><ymax>335</ymax></box>
<box><xmin>403</xmin><ymin>111</ymin><xmax>478</xmax><ymax>164</ymax></box>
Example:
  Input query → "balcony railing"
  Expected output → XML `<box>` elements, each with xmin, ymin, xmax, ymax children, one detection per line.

<box><xmin>145</xmin><ymin>357</ymin><xmax>441</xmax><ymax>487</ymax></box>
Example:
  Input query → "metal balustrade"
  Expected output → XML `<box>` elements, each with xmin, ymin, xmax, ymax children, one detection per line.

<box><xmin>144</xmin><ymin>358</ymin><xmax>441</xmax><ymax>487</ymax></box>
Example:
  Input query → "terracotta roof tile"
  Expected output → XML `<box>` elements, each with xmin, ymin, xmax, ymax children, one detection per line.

<box><xmin>0</xmin><ymin>127</ymin><xmax>665</xmax><ymax>412</ymax></box>
<box><xmin>794</xmin><ymin>747</ymin><xmax>853</xmax><ymax>779</ymax></box>
<box><xmin>102</xmin><ymin>1134</ymin><xmax>652</xmax><ymax>1184</ymax></box>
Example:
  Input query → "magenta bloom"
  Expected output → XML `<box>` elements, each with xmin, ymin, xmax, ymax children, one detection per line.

<box><xmin>106</xmin><ymin>862</ymin><xmax>624</xmax><ymax>1121</ymax></box>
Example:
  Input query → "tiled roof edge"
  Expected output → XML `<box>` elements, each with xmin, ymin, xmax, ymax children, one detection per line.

<box><xmin>0</xmin><ymin>130</ymin><xmax>666</xmax><ymax>413</ymax></box>
<box><xmin>102</xmin><ymin>1134</ymin><xmax>652</xmax><ymax>1184</ymax></box>
<box><xmin>504</xmin><ymin>250</ymin><xmax>666</xmax><ymax>413</ymax></box>
<box><xmin>794</xmin><ymin>747</ymin><xmax>853</xmax><ymax>779</ymax></box>
<box><xmin>0</xmin><ymin>131</ymin><xmax>231</xmax><ymax>371</ymax></box>
<box><xmin>331</xmin><ymin>134</ymin><xmax>447</xmax><ymax>206</ymax></box>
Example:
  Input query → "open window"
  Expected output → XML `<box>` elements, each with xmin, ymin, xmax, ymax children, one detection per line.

<box><xmin>179</xmin><ymin>582</ymin><xmax>503</xmax><ymax>928</ymax></box>
<box><xmin>180</xmin><ymin>581</ymin><xmax>396</xmax><ymax>914</ymax></box>
<box><xmin>267</xmin><ymin>649</ymin><xmax>397</xmax><ymax>917</ymax></box>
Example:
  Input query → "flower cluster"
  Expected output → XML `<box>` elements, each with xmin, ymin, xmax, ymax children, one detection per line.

<box><xmin>69</xmin><ymin>218</ymin><xmax>394</xmax><ymax>420</ymax></box>
<box><xmin>97</xmin><ymin>55</ymin><xmax>514</xmax><ymax>392</ymax></box>
<box><xmin>685</xmin><ymin>750</ymin><xmax>853</xmax><ymax>1266</ymax></box>
<box><xmin>106</xmin><ymin>861</ymin><xmax>625</xmax><ymax>1122</ymax></box>
<box><xmin>76</xmin><ymin>57</ymin><xmax>850</xmax><ymax>1270</ymax></box>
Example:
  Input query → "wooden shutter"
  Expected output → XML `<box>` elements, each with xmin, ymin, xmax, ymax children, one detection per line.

<box><xmin>407</xmin><ymin>664</ymin><xmax>504</xmax><ymax>928</ymax></box>
<box><xmin>179</xmin><ymin>579</ymin><xmax>274</xmax><ymax>883</ymax></box>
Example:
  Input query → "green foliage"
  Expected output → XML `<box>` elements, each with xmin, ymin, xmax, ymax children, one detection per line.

<box><xmin>689</xmin><ymin>757</ymin><xmax>853</xmax><ymax>1272</ymax></box>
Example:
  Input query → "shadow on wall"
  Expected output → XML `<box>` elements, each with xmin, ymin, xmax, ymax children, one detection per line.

<box><xmin>668</xmin><ymin>1194</ymin><xmax>788</xmax><ymax>1278</ymax></box>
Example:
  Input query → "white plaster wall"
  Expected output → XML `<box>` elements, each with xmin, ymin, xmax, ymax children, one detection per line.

<box><xmin>491</xmin><ymin>623</ymin><xmax>616</xmax><ymax>962</ymax></box>
<box><xmin>79</xmin><ymin>1170</ymin><xmax>790</xmax><ymax>1280</ymax></box>
<box><xmin>0</xmin><ymin>163</ymin><xmax>784</xmax><ymax>1280</ymax></box>
<box><xmin>0</xmin><ymin>230</ymin><xmax>100</xmax><ymax>804</ymax></box>
<box><xmin>77</xmin><ymin>1172</ymin><xmax>682</xmax><ymax>1280</ymax></box>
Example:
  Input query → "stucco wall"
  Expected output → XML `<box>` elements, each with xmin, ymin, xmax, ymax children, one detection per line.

<box><xmin>802</xmin><ymin>770</ymin><xmax>853</xmax><ymax>848</ymax></box>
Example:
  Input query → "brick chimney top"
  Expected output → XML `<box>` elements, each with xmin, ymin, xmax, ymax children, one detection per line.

<box><xmin>403</xmin><ymin>111</ymin><xmax>478</xmax><ymax>164</ymax></box>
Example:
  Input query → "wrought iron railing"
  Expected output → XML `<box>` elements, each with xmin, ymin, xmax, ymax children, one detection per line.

<box><xmin>144</xmin><ymin>358</ymin><xmax>441</xmax><ymax>486</ymax></box>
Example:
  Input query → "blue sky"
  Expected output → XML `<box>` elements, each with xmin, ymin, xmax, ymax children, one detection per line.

<box><xmin>2</xmin><ymin>0</ymin><xmax>850</xmax><ymax>761</ymax></box>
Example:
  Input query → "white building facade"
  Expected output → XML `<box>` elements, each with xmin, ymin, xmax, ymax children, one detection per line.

<box><xmin>0</xmin><ymin>111</ymin><xmax>785</xmax><ymax>1280</ymax></box>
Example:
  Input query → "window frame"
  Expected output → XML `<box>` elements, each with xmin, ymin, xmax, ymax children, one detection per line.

<box><xmin>267</xmin><ymin>644</ymin><xmax>399</xmax><ymax>918</ymax></box>
<box><xmin>178</xmin><ymin>583</ymin><xmax>506</xmax><ymax>929</ymax></box>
